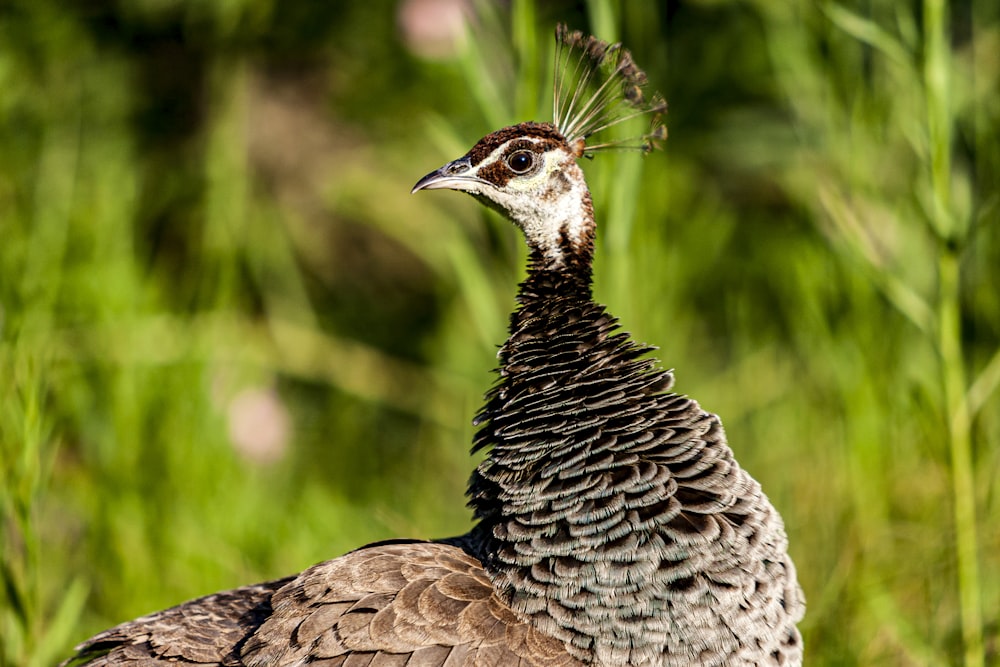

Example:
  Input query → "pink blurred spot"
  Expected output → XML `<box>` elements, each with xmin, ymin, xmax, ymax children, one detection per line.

<box><xmin>227</xmin><ymin>387</ymin><xmax>291</xmax><ymax>465</ymax></box>
<box><xmin>398</xmin><ymin>0</ymin><xmax>469</xmax><ymax>60</ymax></box>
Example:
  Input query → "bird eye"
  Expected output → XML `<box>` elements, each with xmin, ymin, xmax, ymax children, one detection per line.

<box><xmin>506</xmin><ymin>150</ymin><xmax>534</xmax><ymax>174</ymax></box>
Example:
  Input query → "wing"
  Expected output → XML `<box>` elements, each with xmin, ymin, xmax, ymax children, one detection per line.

<box><xmin>62</xmin><ymin>542</ymin><xmax>580</xmax><ymax>667</ymax></box>
<box><xmin>61</xmin><ymin>578</ymin><xmax>292</xmax><ymax>667</ymax></box>
<box><xmin>241</xmin><ymin>541</ymin><xmax>581</xmax><ymax>667</ymax></box>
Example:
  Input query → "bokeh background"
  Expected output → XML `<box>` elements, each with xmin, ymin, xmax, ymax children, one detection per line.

<box><xmin>2</xmin><ymin>0</ymin><xmax>998</xmax><ymax>665</ymax></box>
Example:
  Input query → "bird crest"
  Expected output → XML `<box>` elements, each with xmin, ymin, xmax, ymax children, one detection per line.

<box><xmin>553</xmin><ymin>24</ymin><xmax>668</xmax><ymax>156</ymax></box>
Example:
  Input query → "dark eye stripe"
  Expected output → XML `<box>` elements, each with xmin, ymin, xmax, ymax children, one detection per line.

<box><xmin>465</xmin><ymin>122</ymin><xmax>566</xmax><ymax>165</ymax></box>
<box><xmin>472</xmin><ymin>135</ymin><xmax>562</xmax><ymax>188</ymax></box>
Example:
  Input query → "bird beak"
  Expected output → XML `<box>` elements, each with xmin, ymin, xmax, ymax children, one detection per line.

<box><xmin>411</xmin><ymin>157</ymin><xmax>487</xmax><ymax>194</ymax></box>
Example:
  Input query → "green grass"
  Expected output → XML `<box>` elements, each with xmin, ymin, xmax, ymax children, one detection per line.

<box><xmin>1</xmin><ymin>0</ymin><xmax>998</xmax><ymax>665</ymax></box>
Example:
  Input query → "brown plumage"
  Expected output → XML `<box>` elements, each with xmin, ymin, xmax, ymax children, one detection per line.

<box><xmin>60</xmin><ymin>25</ymin><xmax>803</xmax><ymax>667</ymax></box>
<box><xmin>241</xmin><ymin>542</ymin><xmax>580</xmax><ymax>667</ymax></box>
<box><xmin>61</xmin><ymin>581</ymin><xmax>288</xmax><ymax>667</ymax></box>
<box><xmin>64</xmin><ymin>543</ymin><xmax>580</xmax><ymax>667</ymax></box>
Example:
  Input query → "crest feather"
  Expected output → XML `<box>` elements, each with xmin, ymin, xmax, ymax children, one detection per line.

<box><xmin>553</xmin><ymin>24</ymin><xmax>667</xmax><ymax>155</ymax></box>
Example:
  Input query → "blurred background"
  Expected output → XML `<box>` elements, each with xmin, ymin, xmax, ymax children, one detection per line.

<box><xmin>1</xmin><ymin>0</ymin><xmax>998</xmax><ymax>665</ymax></box>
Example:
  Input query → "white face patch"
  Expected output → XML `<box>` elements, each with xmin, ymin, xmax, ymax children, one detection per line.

<box><xmin>469</xmin><ymin>140</ymin><xmax>593</xmax><ymax>268</ymax></box>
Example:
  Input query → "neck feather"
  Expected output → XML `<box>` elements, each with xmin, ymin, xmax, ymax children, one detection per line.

<box><xmin>467</xmin><ymin>288</ymin><xmax>670</xmax><ymax>662</ymax></box>
<box><xmin>520</xmin><ymin>251</ymin><xmax>593</xmax><ymax>304</ymax></box>
<box><xmin>464</xmin><ymin>244</ymin><xmax>801</xmax><ymax>664</ymax></box>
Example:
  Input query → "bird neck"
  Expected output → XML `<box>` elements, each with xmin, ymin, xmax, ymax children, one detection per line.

<box><xmin>518</xmin><ymin>250</ymin><xmax>594</xmax><ymax>305</ymax></box>
<box><xmin>465</xmin><ymin>279</ymin><xmax>801</xmax><ymax>665</ymax></box>
<box><xmin>466</xmin><ymin>269</ymin><xmax>677</xmax><ymax>662</ymax></box>
<box><xmin>515</xmin><ymin>189</ymin><xmax>597</xmax><ymax>305</ymax></box>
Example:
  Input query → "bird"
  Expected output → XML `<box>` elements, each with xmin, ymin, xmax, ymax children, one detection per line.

<box><xmin>60</xmin><ymin>24</ymin><xmax>804</xmax><ymax>667</ymax></box>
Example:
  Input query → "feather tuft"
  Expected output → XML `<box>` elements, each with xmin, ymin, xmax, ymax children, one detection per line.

<box><xmin>553</xmin><ymin>24</ymin><xmax>667</xmax><ymax>155</ymax></box>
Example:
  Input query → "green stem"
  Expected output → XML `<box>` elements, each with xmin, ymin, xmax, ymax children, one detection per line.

<box><xmin>924</xmin><ymin>0</ymin><xmax>983</xmax><ymax>664</ymax></box>
<box><xmin>924</xmin><ymin>0</ymin><xmax>952</xmax><ymax>237</ymax></box>
<box><xmin>939</xmin><ymin>249</ymin><xmax>983</xmax><ymax>667</ymax></box>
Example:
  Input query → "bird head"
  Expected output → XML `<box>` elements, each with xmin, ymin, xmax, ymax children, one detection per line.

<box><xmin>412</xmin><ymin>121</ymin><xmax>593</xmax><ymax>266</ymax></box>
<box><xmin>412</xmin><ymin>25</ymin><xmax>666</xmax><ymax>271</ymax></box>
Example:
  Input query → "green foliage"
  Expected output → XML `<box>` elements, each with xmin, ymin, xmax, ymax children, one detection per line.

<box><xmin>1</xmin><ymin>0</ymin><xmax>997</xmax><ymax>665</ymax></box>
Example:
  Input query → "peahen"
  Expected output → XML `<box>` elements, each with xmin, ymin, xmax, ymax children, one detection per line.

<box><xmin>60</xmin><ymin>25</ymin><xmax>804</xmax><ymax>667</ymax></box>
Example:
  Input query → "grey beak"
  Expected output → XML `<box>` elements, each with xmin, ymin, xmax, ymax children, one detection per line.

<box><xmin>411</xmin><ymin>157</ymin><xmax>486</xmax><ymax>194</ymax></box>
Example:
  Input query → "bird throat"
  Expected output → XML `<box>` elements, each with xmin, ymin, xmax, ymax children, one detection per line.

<box><xmin>540</xmin><ymin>174</ymin><xmax>595</xmax><ymax>275</ymax></box>
<box><xmin>504</xmin><ymin>157</ymin><xmax>597</xmax><ymax>281</ymax></box>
